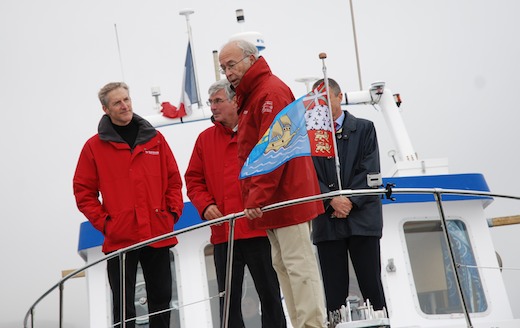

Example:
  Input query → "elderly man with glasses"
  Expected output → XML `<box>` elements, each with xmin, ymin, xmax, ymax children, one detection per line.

<box><xmin>218</xmin><ymin>39</ymin><xmax>327</xmax><ymax>328</ymax></box>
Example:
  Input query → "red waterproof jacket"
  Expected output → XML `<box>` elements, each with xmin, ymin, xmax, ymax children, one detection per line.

<box><xmin>185</xmin><ymin>120</ymin><xmax>267</xmax><ymax>244</ymax></box>
<box><xmin>73</xmin><ymin>114</ymin><xmax>183</xmax><ymax>253</ymax></box>
<box><xmin>235</xmin><ymin>57</ymin><xmax>324</xmax><ymax>230</ymax></box>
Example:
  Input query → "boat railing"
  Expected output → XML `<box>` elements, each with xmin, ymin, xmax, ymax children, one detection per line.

<box><xmin>23</xmin><ymin>186</ymin><xmax>520</xmax><ymax>328</ymax></box>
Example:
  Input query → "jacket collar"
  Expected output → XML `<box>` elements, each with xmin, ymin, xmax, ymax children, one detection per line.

<box><xmin>336</xmin><ymin>110</ymin><xmax>357</xmax><ymax>138</ymax></box>
<box><xmin>98</xmin><ymin>113</ymin><xmax>157</xmax><ymax>144</ymax></box>
<box><xmin>234</xmin><ymin>56</ymin><xmax>272</xmax><ymax>112</ymax></box>
<box><xmin>211</xmin><ymin>116</ymin><xmax>237</xmax><ymax>136</ymax></box>
<box><xmin>343</xmin><ymin>111</ymin><xmax>357</xmax><ymax>131</ymax></box>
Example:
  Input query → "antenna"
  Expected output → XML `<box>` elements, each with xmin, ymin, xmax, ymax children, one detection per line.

<box><xmin>114</xmin><ymin>24</ymin><xmax>125</xmax><ymax>81</ymax></box>
<box><xmin>179</xmin><ymin>9</ymin><xmax>202</xmax><ymax>108</ymax></box>
<box><xmin>348</xmin><ymin>0</ymin><xmax>363</xmax><ymax>90</ymax></box>
<box><xmin>151</xmin><ymin>86</ymin><xmax>161</xmax><ymax>112</ymax></box>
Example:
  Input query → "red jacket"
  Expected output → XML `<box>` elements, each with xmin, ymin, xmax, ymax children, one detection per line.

<box><xmin>185</xmin><ymin>120</ymin><xmax>267</xmax><ymax>244</ymax></box>
<box><xmin>73</xmin><ymin>114</ymin><xmax>183</xmax><ymax>253</ymax></box>
<box><xmin>235</xmin><ymin>57</ymin><xmax>324</xmax><ymax>230</ymax></box>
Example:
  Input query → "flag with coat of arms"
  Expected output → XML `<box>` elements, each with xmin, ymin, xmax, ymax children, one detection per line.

<box><xmin>240</xmin><ymin>82</ymin><xmax>335</xmax><ymax>179</ymax></box>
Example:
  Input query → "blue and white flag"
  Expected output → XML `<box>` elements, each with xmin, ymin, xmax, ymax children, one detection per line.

<box><xmin>240</xmin><ymin>83</ymin><xmax>334</xmax><ymax>179</ymax></box>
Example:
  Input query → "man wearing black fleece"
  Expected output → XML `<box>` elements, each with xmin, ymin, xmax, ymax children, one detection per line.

<box><xmin>73</xmin><ymin>82</ymin><xmax>183</xmax><ymax>328</ymax></box>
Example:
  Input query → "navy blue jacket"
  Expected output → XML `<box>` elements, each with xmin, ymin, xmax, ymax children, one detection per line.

<box><xmin>312</xmin><ymin>111</ymin><xmax>383</xmax><ymax>243</ymax></box>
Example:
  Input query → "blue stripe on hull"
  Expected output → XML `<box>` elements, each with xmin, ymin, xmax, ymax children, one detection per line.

<box><xmin>78</xmin><ymin>173</ymin><xmax>490</xmax><ymax>252</ymax></box>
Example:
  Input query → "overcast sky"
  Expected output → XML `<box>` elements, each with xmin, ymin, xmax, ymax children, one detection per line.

<box><xmin>1</xmin><ymin>0</ymin><xmax>519</xmax><ymax>326</ymax></box>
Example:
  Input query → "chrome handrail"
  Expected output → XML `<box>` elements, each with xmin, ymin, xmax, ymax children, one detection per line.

<box><xmin>23</xmin><ymin>187</ymin><xmax>520</xmax><ymax>328</ymax></box>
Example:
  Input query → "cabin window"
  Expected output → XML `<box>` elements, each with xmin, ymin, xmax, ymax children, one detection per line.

<box><xmin>134</xmin><ymin>249</ymin><xmax>181</xmax><ymax>327</ymax></box>
<box><xmin>404</xmin><ymin>219</ymin><xmax>487</xmax><ymax>315</ymax></box>
<box><xmin>204</xmin><ymin>244</ymin><xmax>263</xmax><ymax>328</ymax></box>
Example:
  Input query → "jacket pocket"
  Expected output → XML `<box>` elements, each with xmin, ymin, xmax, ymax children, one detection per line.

<box><xmin>104</xmin><ymin>209</ymin><xmax>135</xmax><ymax>245</ymax></box>
<box><xmin>103</xmin><ymin>215</ymin><xmax>111</xmax><ymax>234</ymax></box>
<box><xmin>152</xmin><ymin>208</ymin><xmax>175</xmax><ymax>235</ymax></box>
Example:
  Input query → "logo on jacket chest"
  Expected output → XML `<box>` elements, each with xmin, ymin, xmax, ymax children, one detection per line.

<box><xmin>261</xmin><ymin>101</ymin><xmax>273</xmax><ymax>114</ymax></box>
<box><xmin>145</xmin><ymin>150</ymin><xmax>160</xmax><ymax>155</ymax></box>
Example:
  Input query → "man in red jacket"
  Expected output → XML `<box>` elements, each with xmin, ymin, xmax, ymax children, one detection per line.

<box><xmin>185</xmin><ymin>79</ymin><xmax>286</xmax><ymax>328</ymax></box>
<box><xmin>219</xmin><ymin>40</ymin><xmax>327</xmax><ymax>328</ymax></box>
<box><xmin>73</xmin><ymin>82</ymin><xmax>183</xmax><ymax>328</ymax></box>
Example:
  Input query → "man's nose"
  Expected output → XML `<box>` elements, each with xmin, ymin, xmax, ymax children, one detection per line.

<box><xmin>225</xmin><ymin>70</ymin><xmax>233</xmax><ymax>79</ymax></box>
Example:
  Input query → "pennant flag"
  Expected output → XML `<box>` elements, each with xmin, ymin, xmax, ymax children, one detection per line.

<box><xmin>240</xmin><ymin>82</ymin><xmax>335</xmax><ymax>179</ymax></box>
<box><xmin>163</xmin><ymin>41</ymin><xmax>199</xmax><ymax>119</ymax></box>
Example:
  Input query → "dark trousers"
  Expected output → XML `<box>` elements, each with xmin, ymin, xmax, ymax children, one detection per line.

<box><xmin>214</xmin><ymin>237</ymin><xmax>287</xmax><ymax>328</ymax></box>
<box><xmin>107</xmin><ymin>246</ymin><xmax>172</xmax><ymax>328</ymax></box>
<box><xmin>316</xmin><ymin>236</ymin><xmax>386</xmax><ymax>313</ymax></box>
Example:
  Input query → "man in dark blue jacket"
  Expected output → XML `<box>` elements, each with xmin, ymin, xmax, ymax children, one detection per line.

<box><xmin>311</xmin><ymin>78</ymin><xmax>386</xmax><ymax>316</ymax></box>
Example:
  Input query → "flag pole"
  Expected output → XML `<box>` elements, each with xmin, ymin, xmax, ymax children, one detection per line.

<box><xmin>179</xmin><ymin>9</ymin><xmax>202</xmax><ymax>108</ymax></box>
<box><xmin>319</xmin><ymin>52</ymin><xmax>343</xmax><ymax>191</ymax></box>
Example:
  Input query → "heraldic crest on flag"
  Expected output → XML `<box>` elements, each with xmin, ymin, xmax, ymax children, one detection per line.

<box><xmin>240</xmin><ymin>82</ymin><xmax>335</xmax><ymax>179</ymax></box>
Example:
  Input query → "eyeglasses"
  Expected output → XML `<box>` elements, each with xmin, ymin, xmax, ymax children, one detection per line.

<box><xmin>219</xmin><ymin>56</ymin><xmax>249</xmax><ymax>74</ymax></box>
<box><xmin>206</xmin><ymin>98</ymin><xmax>227</xmax><ymax>106</ymax></box>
